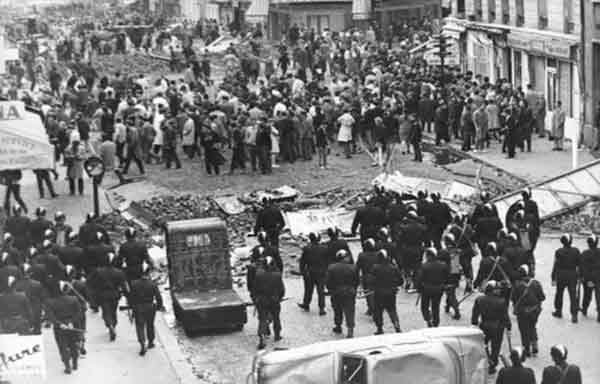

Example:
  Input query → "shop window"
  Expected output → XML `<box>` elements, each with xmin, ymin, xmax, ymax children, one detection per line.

<box><xmin>564</xmin><ymin>0</ymin><xmax>574</xmax><ymax>33</ymax></box>
<box><xmin>501</xmin><ymin>0</ymin><xmax>510</xmax><ymax>24</ymax></box>
<box><xmin>515</xmin><ymin>0</ymin><xmax>524</xmax><ymax>26</ymax></box>
<box><xmin>457</xmin><ymin>0</ymin><xmax>466</xmax><ymax>18</ymax></box>
<box><xmin>595</xmin><ymin>4</ymin><xmax>600</xmax><ymax>28</ymax></box>
<box><xmin>538</xmin><ymin>0</ymin><xmax>548</xmax><ymax>29</ymax></box>
<box><xmin>488</xmin><ymin>0</ymin><xmax>496</xmax><ymax>21</ymax></box>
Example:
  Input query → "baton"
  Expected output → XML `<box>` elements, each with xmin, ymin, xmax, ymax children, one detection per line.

<box><xmin>506</xmin><ymin>329</ymin><xmax>513</xmax><ymax>351</ymax></box>
<box><xmin>457</xmin><ymin>290</ymin><xmax>477</xmax><ymax>305</ymax></box>
<box><xmin>415</xmin><ymin>294</ymin><xmax>421</xmax><ymax>307</ymax></box>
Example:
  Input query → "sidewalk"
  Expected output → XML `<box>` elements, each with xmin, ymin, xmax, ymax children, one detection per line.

<box><xmin>429</xmin><ymin>133</ymin><xmax>597</xmax><ymax>183</ymax></box>
<box><xmin>12</xmin><ymin>171</ymin><xmax>185</xmax><ymax>384</ymax></box>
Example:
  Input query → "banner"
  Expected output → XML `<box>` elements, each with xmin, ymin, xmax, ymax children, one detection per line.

<box><xmin>285</xmin><ymin>208</ymin><xmax>355</xmax><ymax>237</ymax></box>
<box><xmin>0</xmin><ymin>334</ymin><xmax>46</xmax><ymax>382</ymax></box>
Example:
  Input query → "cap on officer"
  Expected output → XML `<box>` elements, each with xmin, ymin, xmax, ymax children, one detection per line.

<box><xmin>125</xmin><ymin>227</ymin><xmax>136</xmax><ymax>239</ymax></box>
<box><xmin>508</xmin><ymin>232</ymin><xmax>518</xmax><ymax>241</ymax></box>
<box><xmin>561</xmin><ymin>233</ymin><xmax>572</xmax><ymax>246</ymax></box>
<box><xmin>29</xmin><ymin>246</ymin><xmax>38</xmax><ymax>257</ymax></box>
<box><xmin>55</xmin><ymin>211</ymin><xmax>66</xmax><ymax>221</ymax></box>
<box><xmin>86</xmin><ymin>212</ymin><xmax>96</xmax><ymax>222</ymax></box>
<box><xmin>1</xmin><ymin>252</ymin><xmax>8</xmax><ymax>263</ymax></box>
<box><xmin>378</xmin><ymin>249</ymin><xmax>389</xmax><ymax>261</ymax></box>
<box><xmin>107</xmin><ymin>252</ymin><xmax>116</xmax><ymax>265</ymax></box>
<box><xmin>444</xmin><ymin>233</ymin><xmax>455</xmax><ymax>245</ymax></box>
<box><xmin>257</xmin><ymin>231</ymin><xmax>267</xmax><ymax>243</ymax></box>
<box><xmin>587</xmin><ymin>234</ymin><xmax>598</xmax><ymax>248</ymax></box>
<box><xmin>68</xmin><ymin>232</ymin><xmax>78</xmax><ymax>242</ymax></box>
<box><xmin>424</xmin><ymin>247</ymin><xmax>437</xmax><ymax>260</ymax></box>
<box><xmin>96</xmin><ymin>232</ymin><xmax>104</xmax><ymax>241</ymax></box>
<box><xmin>59</xmin><ymin>280</ymin><xmax>69</xmax><ymax>293</ymax></box>
<box><xmin>22</xmin><ymin>262</ymin><xmax>31</xmax><ymax>274</ymax></box>
<box><xmin>141</xmin><ymin>261</ymin><xmax>151</xmax><ymax>275</ymax></box>
<box><xmin>336</xmin><ymin>249</ymin><xmax>348</xmax><ymax>261</ymax></box>
<box><xmin>379</xmin><ymin>227</ymin><xmax>389</xmax><ymax>238</ymax></box>
<box><xmin>550</xmin><ymin>345</ymin><xmax>568</xmax><ymax>362</ymax></box>
<box><xmin>519</xmin><ymin>264</ymin><xmax>529</xmax><ymax>277</ymax></box>
<box><xmin>486</xmin><ymin>242</ymin><xmax>498</xmax><ymax>255</ymax></box>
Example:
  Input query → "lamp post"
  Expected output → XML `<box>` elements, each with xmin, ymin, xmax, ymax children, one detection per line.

<box><xmin>83</xmin><ymin>156</ymin><xmax>105</xmax><ymax>218</ymax></box>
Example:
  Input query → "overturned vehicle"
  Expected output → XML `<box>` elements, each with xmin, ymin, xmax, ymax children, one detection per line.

<box><xmin>248</xmin><ymin>327</ymin><xmax>487</xmax><ymax>384</ymax></box>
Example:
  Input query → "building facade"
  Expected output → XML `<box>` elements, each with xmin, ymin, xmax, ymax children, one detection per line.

<box><xmin>446</xmin><ymin>0</ymin><xmax>584</xmax><ymax>140</ymax></box>
<box><xmin>583</xmin><ymin>0</ymin><xmax>600</xmax><ymax>145</ymax></box>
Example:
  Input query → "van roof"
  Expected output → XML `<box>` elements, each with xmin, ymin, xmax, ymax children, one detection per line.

<box><xmin>259</xmin><ymin>326</ymin><xmax>482</xmax><ymax>366</ymax></box>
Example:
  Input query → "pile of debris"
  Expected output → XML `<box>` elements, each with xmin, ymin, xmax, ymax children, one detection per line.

<box><xmin>543</xmin><ymin>201</ymin><xmax>600</xmax><ymax>235</ymax></box>
<box><xmin>94</xmin><ymin>52</ymin><xmax>171</xmax><ymax>78</ymax></box>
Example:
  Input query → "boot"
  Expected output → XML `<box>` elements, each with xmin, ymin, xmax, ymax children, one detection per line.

<box><xmin>571</xmin><ymin>314</ymin><xmax>578</xmax><ymax>323</ymax></box>
<box><xmin>444</xmin><ymin>304</ymin><xmax>450</xmax><ymax>314</ymax></box>
<box><xmin>581</xmin><ymin>307</ymin><xmax>588</xmax><ymax>317</ymax></box>
<box><xmin>452</xmin><ymin>309</ymin><xmax>461</xmax><ymax>320</ymax></box>
<box><xmin>297</xmin><ymin>303</ymin><xmax>309</xmax><ymax>311</ymax></box>
<box><xmin>274</xmin><ymin>332</ymin><xmax>282</xmax><ymax>342</ymax></box>
<box><xmin>346</xmin><ymin>328</ymin><xmax>354</xmax><ymax>338</ymax></box>
<box><xmin>374</xmin><ymin>327</ymin><xmax>383</xmax><ymax>335</ymax></box>
<box><xmin>532</xmin><ymin>341</ymin><xmax>539</xmax><ymax>356</ymax></box>
<box><xmin>139</xmin><ymin>344</ymin><xmax>147</xmax><ymax>356</ymax></box>
<box><xmin>523</xmin><ymin>346</ymin><xmax>531</xmax><ymax>358</ymax></box>
<box><xmin>72</xmin><ymin>357</ymin><xmax>78</xmax><ymax>371</ymax></box>
<box><xmin>465</xmin><ymin>279</ymin><xmax>473</xmax><ymax>293</ymax></box>
<box><xmin>148</xmin><ymin>341</ymin><xmax>155</xmax><ymax>349</ymax></box>
<box><xmin>80</xmin><ymin>345</ymin><xmax>86</xmax><ymax>355</ymax></box>
<box><xmin>393</xmin><ymin>321</ymin><xmax>402</xmax><ymax>333</ymax></box>
<box><xmin>109</xmin><ymin>326</ymin><xmax>116</xmax><ymax>341</ymax></box>
<box><xmin>597</xmin><ymin>313</ymin><xmax>600</xmax><ymax>323</ymax></box>
<box><xmin>333</xmin><ymin>326</ymin><xmax>342</xmax><ymax>334</ymax></box>
<box><xmin>552</xmin><ymin>311</ymin><xmax>562</xmax><ymax>318</ymax></box>
<box><xmin>64</xmin><ymin>361</ymin><xmax>71</xmax><ymax>374</ymax></box>
<box><xmin>319</xmin><ymin>309</ymin><xmax>327</xmax><ymax>316</ymax></box>
<box><xmin>257</xmin><ymin>336</ymin><xmax>266</xmax><ymax>350</ymax></box>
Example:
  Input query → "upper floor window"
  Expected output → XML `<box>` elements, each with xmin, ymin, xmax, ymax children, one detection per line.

<box><xmin>501</xmin><ymin>0</ymin><xmax>510</xmax><ymax>24</ymax></box>
<box><xmin>488</xmin><ymin>0</ymin><xmax>496</xmax><ymax>21</ymax></box>
<box><xmin>564</xmin><ymin>0</ymin><xmax>574</xmax><ymax>33</ymax></box>
<box><xmin>538</xmin><ymin>0</ymin><xmax>548</xmax><ymax>28</ymax></box>
<box><xmin>515</xmin><ymin>0</ymin><xmax>524</xmax><ymax>26</ymax></box>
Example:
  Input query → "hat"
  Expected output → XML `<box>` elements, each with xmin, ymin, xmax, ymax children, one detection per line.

<box><xmin>44</xmin><ymin>229</ymin><xmax>54</xmax><ymax>239</ymax></box>
<box><xmin>141</xmin><ymin>262</ymin><xmax>151</xmax><ymax>274</ymax></box>
<box><xmin>35</xmin><ymin>207</ymin><xmax>47</xmax><ymax>216</ymax></box>
<box><xmin>59</xmin><ymin>280</ymin><xmax>69</xmax><ymax>292</ymax></box>
<box><xmin>508</xmin><ymin>232</ymin><xmax>518</xmax><ymax>241</ymax></box>
<box><xmin>65</xmin><ymin>265</ymin><xmax>74</xmax><ymax>276</ymax></box>
<box><xmin>22</xmin><ymin>263</ymin><xmax>31</xmax><ymax>274</ymax></box>
<box><xmin>378</xmin><ymin>249</ymin><xmax>388</xmax><ymax>259</ymax></box>
<box><xmin>96</xmin><ymin>232</ymin><xmax>104</xmax><ymax>241</ymax></box>
<box><xmin>1</xmin><ymin>252</ymin><xmax>8</xmax><ymax>263</ymax></box>
<box><xmin>485</xmin><ymin>280</ymin><xmax>498</xmax><ymax>293</ymax></box>
<box><xmin>107</xmin><ymin>252</ymin><xmax>115</xmax><ymax>264</ymax></box>
<box><xmin>587</xmin><ymin>234</ymin><xmax>598</xmax><ymax>247</ymax></box>
<box><xmin>550</xmin><ymin>345</ymin><xmax>568</xmax><ymax>360</ymax></box>
<box><xmin>29</xmin><ymin>247</ymin><xmax>38</xmax><ymax>257</ymax></box>
<box><xmin>444</xmin><ymin>233</ymin><xmax>455</xmax><ymax>244</ymax></box>
<box><xmin>379</xmin><ymin>227</ymin><xmax>389</xmax><ymax>237</ymax></box>
<box><xmin>365</xmin><ymin>238</ymin><xmax>376</xmax><ymax>249</ymax></box>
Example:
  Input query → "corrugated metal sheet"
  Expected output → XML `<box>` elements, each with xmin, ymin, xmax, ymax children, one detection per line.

<box><xmin>492</xmin><ymin>159</ymin><xmax>600</xmax><ymax>224</ymax></box>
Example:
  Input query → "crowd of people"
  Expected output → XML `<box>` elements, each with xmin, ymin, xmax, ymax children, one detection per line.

<box><xmin>0</xmin><ymin>206</ymin><xmax>163</xmax><ymax>374</ymax></box>
<box><xmin>247</xmin><ymin>187</ymin><xmax>593</xmax><ymax>382</ymax></box>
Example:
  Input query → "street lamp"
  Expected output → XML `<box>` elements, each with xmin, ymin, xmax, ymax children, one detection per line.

<box><xmin>83</xmin><ymin>156</ymin><xmax>105</xmax><ymax>218</ymax></box>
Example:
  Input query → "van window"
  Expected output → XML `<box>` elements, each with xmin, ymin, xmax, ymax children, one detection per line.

<box><xmin>341</xmin><ymin>356</ymin><xmax>367</xmax><ymax>384</ymax></box>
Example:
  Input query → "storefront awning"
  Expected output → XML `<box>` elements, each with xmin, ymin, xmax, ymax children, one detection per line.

<box><xmin>245</xmin><ymin>0</ymin><xmax>269</xmax><ymax>23</ymax></box>
<box><xmin>352</xmin><ymin>0</ymin><xmax>371</xmax><ymax>20</ymax></box>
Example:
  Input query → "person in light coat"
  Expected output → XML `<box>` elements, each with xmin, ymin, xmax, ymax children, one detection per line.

<box><xmin>181</xmin><ymin>112</ymin><xmax>196</xmax><ymax>159</ymax></box>
<box><xmin>552</xmin><ymin>101</ymin><xmax>566</xmax><ymax>151</ymax></box>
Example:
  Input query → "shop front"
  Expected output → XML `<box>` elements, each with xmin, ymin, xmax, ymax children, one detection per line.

<box><xmin>269</xmin><ymin>1</ymin><xmax>352</xmax><ymax>40</ymax></box>
<box><xmin>507</xmin><ymin>31</ymin><xmax>578</xmax><ymax>117</ymax></box>
<box><xmin>466</xmin><ymin>29</ymin><xmax>494</xmax><ymax>80</ymax></box>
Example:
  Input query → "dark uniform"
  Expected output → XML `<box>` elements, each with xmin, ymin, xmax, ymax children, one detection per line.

<box><xmin>512</xmin><ymin>275</ymin><xmax>545</xmax><ymax>356</ymax></box>
<box><xmin>325</xmin><ymin>236</ymin><xmax>351</xmax><ymax>266</ymax></box>
<box><xmin>55</xmin><ymin>242</ymin><xmax>85</xmax><ymax>273</ymax></box>
<box><xmin>0</xmin><ymin>264</ymin><xmax>20</xmax><ymax>292</ymax></box>
<box><xmin>118</xmin><ymin>239</ymin><xmax>152</xmax><ymax>282</ymax></box>
<box><xmin>351</xmin><ymin>204</ymin><xmax>387</xmax><ymax>249</ymax></box>
<box><xmin>580</xmin><ymin>246</ymin><xmax>600</xmax><ymax>319</ymax></box>
<box><xmin>502</xmin><ymin>240</ymin><xmax>531</xmax><ymax>275</ymax></box>
<box><xmin>5</xmin><ymin>213</ymin><xmax>31</xmax><ymax>251</ymax></box>
<box><xmin>417</xmin><ymin>257</ymin><xmax>449</xmax><ymax>327</ymax></box>
<box><xmin>46</xmin><ymin>293</ymin><xmax>82</xmax><ymax>373</ymax></box>
<box><xmin>326</xmin><ymin>259</ymin><xmax>359</xmax><ymax>336</ymax></box>
<box><xmin>254</xmin><ymin>202</ymin><xmax>285</xmax><ymax>248</ymax></box>
<box><xmin>129</xmin><ymin>276</ymin><xmax>163</xmax><ymax>353</ymax></box>
<box><xmin>471</xmin><ymin>291</ymin><xmax>511</xmax><ymax>372</ymax></box>
<box><xmin>551</xmin><ymin>245</ymin><xmax>581</xmax><ymax>320</ymax></box>
<box><xmin>89</xmin><ymin>265</ymin><xmax>127</xmax><ymax>336</ymax></box>
<box><xmin>356</xmin><ymin>247</ymin><xmax>380</xmax><ymax>314</ymax></box>
<box><xmin>475</xmin><ymin>215</ymin><xmax>503</xmax><ymax>253</ymax></box>
<box><xmin>14</xmin><ymin>276</ymin><xmax>44</xmax><ymax>334</ymax></box>
<box><xmin>474</xmin><ymin>255</ymin><xmax>515</xmax><ymax>293</ymax></box>
<box><xmin>299</xmin><ymin>241</ymin><xmax>328</xmax><ymax>313</ymax></box>
<box><xmin>0</xmin><ymin>289</ymin><xmax>32</xmax><ymax>334</ymax></box>
<box><xmin>428</xmin><ymin>196</ymin><xmax>452</xmax><ymax>248</ymax></box>
<box><xmin>252</xmin><ymin>262</ymin><xmax>285</xmax><ymax>348</ymax></box>
<box><xmin>438</xmin><ymin>245</ymin><xmax>462</xmax><ymax>319</ymax></box>
<box><xmin>30</xmin><ymin>216</ymin><xmax>53</xmax><ymax>248</ymax></box>
<box><xmin>397</xmin><ymin>215</ymin><xmax>428</xmax><ymax>289</ymax></box>
<box><xmin>447</xmin><ymin>221</ymin><xmax>476</xmax><ymax>287</ymax></box>
<box><xmin>372</xmin><ymin>257</ymin><xmax>402</xmax><ymax>333</ymax></box>
<box><xmin>496</xmin><ymin>365</ymin><xmax>536</xmax><ymax>384</ymax></box>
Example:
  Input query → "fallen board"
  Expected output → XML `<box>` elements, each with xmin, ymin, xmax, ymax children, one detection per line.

<box><xmin>492</xmin><ymin>159</ymin><xmax>600</xmax><ymax>225</ymax></box>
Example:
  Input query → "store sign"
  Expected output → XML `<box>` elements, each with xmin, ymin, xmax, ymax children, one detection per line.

<box><xmin>507</xmin><ymin>33</ymin><xmax>572</xmax><ymax>59</ymax></box>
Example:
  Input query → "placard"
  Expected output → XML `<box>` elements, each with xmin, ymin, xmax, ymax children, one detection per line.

<box><xmin>0</xmin><ymin>334</ymin><xmax>46</xmax><ymax>381</ymax></box>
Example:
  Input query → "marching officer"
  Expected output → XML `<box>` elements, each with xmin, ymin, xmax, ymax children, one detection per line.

<box><xmin>541</xmin><ymin>345</ymin><xmax>582</xmax><ymax>384</ymax></box>
<box><xmin>52</xmin><ymin>212</ymin><xmax>73</xmax><ymax>247</ymax></box>
<box><xmin>351</xmin><ymin>198</ymin><xmax>387</xmax><ymax>250</ymax></box>
<box><xmin>356</xmin><ymin>238</ymin><xmax>380</xmax><ymax>316</ymax></box>
<box><xmin>428</xmin><ymin>193</ymin><xmax>452</xmax><ymax>249</ymax></box>
<box><xmin>375</xmin><ymin>227</ymin><xmax>398</xmax><ymax>266</ymax></box>
<box><xmin>397</xmin><ymin>210</ymin><xmax>428</xmax><ymax>291</ymax></box>
<box><xmin>386</xmin><ymin>194</ymin><xmax>407</xmax><ymax>226</ymax></box>
<box><xmin>298</xmin><ymin>232</ymin><xmax>328</xmax><ymax>315</ymax></box>
<box><xmin>252</xmin><ymin>231</ymin><xmax>283</xmax><ymax>271</ymax></box>
<box><xmin>417</xmin><ymin>247</ymin><xmax>449</xmax><ymax>327</ymax></box>
<box><xmin>520</xmin><ymin>190</ymin><xmax>541</xmax><ymax>253</ymax></box>
<box><xmin>78</xmin><ymin>213</ymin><xmax>110</xmax><ymax>247</ymax></box>
<box><xmin>119</xmin><ymin>227</ymin><xmax>153</xmax><ymax>282</ymax></box>
<box><xmin>84</xmin><ymin>232</ymin><xmax>114</xmax><ymax>312</ymax></box>
<box><xmin>4</xmin><ymin>205</ymin><xmax>31</xmax><ymax>251</ymax></box>
<box><xmin>474</xmin><ymin>242</ymin><xmax>515</xmax><ymax>298</ymax></box>
<box><xmin>30</xmin><ymin>207</ymin><xmax>53</xmax><ymax>248</ymax></box>
<box><xmin>254</xmin><ymin>198</ymin><xmax>286</xmax><ymax>248</ymax></box>
<box><xmin>56</xmin><ymin>232</ymin><xmax>84</xmax><ymax>273</ymax></box>
<box><xmin>253</xmin><ymin>256</ymin><xmax>285</xmax><ymax>350</ymax></box>
<box><xmin>0</xmin><ymin>276</ymin><xmax>32</xmax><ymax>334</ymax></box>
<box><xmin>326</xmin><ymin>249</ymin><xmax>359</xmax><ymax>338</ymax></box>
<box><xmin>46</xmin><ymin>281</ymin><xmax>83</xmax><ymax>374</ymax></box>
<box><xmin>446</xmin><ymin>214</ymin><xmax>476</xmax><ymax>292</ymax></box>
<box><xmin>512</xmin><ymin>264</ymin><xmax>545</xmax><ymax>357</ymax></box>
<box><xmin>1</xmin><ymin>233</ymin><xmax>23</xmax><ymax>265</ymax></box>
<box><xmin>495</xmin><ymin>348</ymin><xmax>536</xmax><ymax>384</ymax></box>
<box><xmin>470</xmin><ymin>191</ymin><xmax>498</xmax><ymax>225</ymax></box>
<box><xmin>0</xmin><ymin>252</ymin><xmax>21</xmax><ymax>292</ymax></box>
<box><xmin>64</xmin><ymin>265</ymin><xmax>89</xmax><ymax>355</ymax></box>
<box><xmin>325</xmin><ymin>227</ymin><xmax>351</xmax><ymax>266</ymax></box>
<box><xmin>128</xmin><ymin>263</ymin><xmax>164</xmax><ymax>356</ymax></box>
<box><xmin>439</xmin><ymin>233</ymin><xmax>462</xmax><ymax>320</ymax></box>
<box><xmin>551</xmin><ymin>234</ymin><xmax>581</xmax><ymax>323</ymax></box>
<box><xmin>471</xmin><ymin>280</ymin><xmax>512</xmax><ymax>375</ymax></box>
<box><xmin>14</xmin><ymin>263</ymin><xmax>44</xmax><ymax>334</ymax></box>
<box><xmin>372</xmin><ymin>249</ymin><xmax>402</xmax><ymax>334</ymax></box>
<box><xmin>89</xmin><ymin>253</ymin><xmax>127</xmax><ymax>341</ymax></box>
<box><xmin>580</xmin><ymin>235</ymin><xmax>600</xmax><ymax>321</ymax></box>
<box><xmin>474</xmin><ymin>204</ymin><xmax>503</xmax><ymax>254</ymax></box>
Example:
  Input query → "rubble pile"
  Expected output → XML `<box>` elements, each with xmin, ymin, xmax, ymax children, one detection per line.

<box><xmin>543</xmin><ymin>201</ymin><xmax>600</xmax><ymax>234</ymax></box>
<box><xmin>93</xmin><ymin>52</ymin><xmax>171</xmax><ymax>78</ymax></box>
<box><xmin>96</xmin><ymin>211</ymin><xmax>154</xmax><ymax>246</ymax></box>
